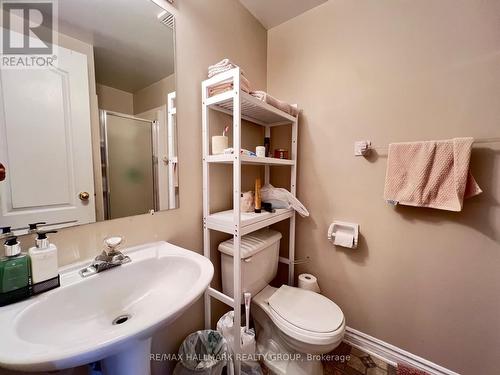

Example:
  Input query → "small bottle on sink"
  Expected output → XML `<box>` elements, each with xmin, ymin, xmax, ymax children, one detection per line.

<box><xmin>29</xmin><ymin>231</ymin><xmax>59</xmax><ymax>288</ymax></box>
<box><xmin>0</xmin><ymin>236</ymin><xmax>31</xmax><ymax>306</ymax></box>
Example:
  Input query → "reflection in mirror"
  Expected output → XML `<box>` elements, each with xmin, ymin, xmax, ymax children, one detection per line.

<box><xmin>0</xmin><ymin>0</ymin><xmax>178</xmax><ymax>234</ymax></box>
<box><xmin>101</xmin><ymin>112</ymin><xmax>157</xmax><ymax>220</ymax></box>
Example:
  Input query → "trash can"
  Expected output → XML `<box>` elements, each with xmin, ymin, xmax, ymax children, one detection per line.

<box><xmin>173</xmin><ymin>330</ymin><xmax>233</xmax><ymax>375</ymax></box>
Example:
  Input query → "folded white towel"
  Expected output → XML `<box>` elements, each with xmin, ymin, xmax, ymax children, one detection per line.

<box><xmin>209</xmin><ymin>58</ymin><xmax>234</xmax><ymax>69</ymax></box>
<box><xmin>208</xmin><ymin>58</ymin><xmax>246</xmax><ymax>78</ymax></box>
<box><xmin>261</xmin><ymin>184</ymin><xmax>309</xmax><ymax>217</ymax></box>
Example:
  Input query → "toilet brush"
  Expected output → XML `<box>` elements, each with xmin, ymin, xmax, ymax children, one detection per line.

<box><xmin>244</xmin><ymin>292</ymin><xmax>251</xmax><ymax>332</ymax></box>
<box><xmin>241</xmin><ymin>292</ymin><xmax>256</xmax><ymax>356</ymax></box>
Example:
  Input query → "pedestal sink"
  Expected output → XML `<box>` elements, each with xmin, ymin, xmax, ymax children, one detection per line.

<box><xmin>0</xmin><ymin>241</ymin><xmax>214</xmax><ymax>375</ymax></box>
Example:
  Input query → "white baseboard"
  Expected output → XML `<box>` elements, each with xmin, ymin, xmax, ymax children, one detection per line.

<box><xmin>343</xmin><ymin>327</ymin><xmax>460</xmax><ymax>375</ymax></box>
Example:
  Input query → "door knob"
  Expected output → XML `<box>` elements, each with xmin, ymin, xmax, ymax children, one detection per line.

<box><xmin>79</xmin><ymin>192</ymin><xmax>90</xmax><ymax>201</ymax></box>
<box><xmin>0</xmin><ymin>162</ymin><xmax>5</xmax><ymax>182</ymax></box>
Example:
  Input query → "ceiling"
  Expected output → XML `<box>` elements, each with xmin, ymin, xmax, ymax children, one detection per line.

<box><xmin>58</xmin><ymin>0</ymin><xmax>175</xmax><ymax>93</ymax></box>
<box><xmin>239</xmin><ymin>0</ymin><xmax>328</xmax><ymax>29</ymax></box>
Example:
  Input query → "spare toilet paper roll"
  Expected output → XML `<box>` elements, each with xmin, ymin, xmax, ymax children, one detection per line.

<box><xmin>333</xmin><ymin>230</ymin><xmax>355</xmax><ymax>248</ymax></box>
<box><xmin>298</xmin><ymin>273</ymin><xmax>321</xmax><ymax>293</ymax></box>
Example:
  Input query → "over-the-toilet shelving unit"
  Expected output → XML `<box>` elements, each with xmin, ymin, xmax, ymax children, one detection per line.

<box><xmin>202</xmin><ymin>68</ymin><xmax>298</xmax><ymax>373</ymax></box>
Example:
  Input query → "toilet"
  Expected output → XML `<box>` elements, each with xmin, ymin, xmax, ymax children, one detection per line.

<box><xmin>218</xmin><ymin>229</ymin><xmax>345</xmax><ymax>375</ymax></box>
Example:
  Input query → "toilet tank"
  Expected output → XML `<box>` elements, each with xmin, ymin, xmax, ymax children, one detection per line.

<box><xmin>218</xmin><ymin>229</ymin><xmax>282</xmax><ymax>299</ymax></box>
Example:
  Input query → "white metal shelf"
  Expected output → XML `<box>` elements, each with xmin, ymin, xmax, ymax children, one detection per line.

<box><xmin>202</xmin><ymin>67</ymin><xmax>298</xmax><ymax>375</ymax></box>
<box><xmin>206</xmin><ymin>154</ymin><xmax>295</xmax><ymax>166</ymax></box>
<box><xmin>207</xmin><ymin>287</ymin><xmax>234</xmax><ymax>307</ymax></box>
<box><xmin>207</xmin><ymin>90</ymin><xmax>295</xmax><ymax>126</ymax></box>
<box><xmin>206</xmin><ymin>208</ymin><xmax>294</xmax><ymax>236</ymax></box>
<box><xmin>203</xmin><ymin>69</ymin><xmax>296</xmax><ymax>127</ymax></box>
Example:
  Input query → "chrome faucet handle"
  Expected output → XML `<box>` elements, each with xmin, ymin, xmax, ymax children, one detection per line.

<box><xmin>79</xmin><ymin>236</ymin><xmax>129</xmax><ymax>278</ymax></box>
<box><xmin>94</xmin><ymin>250</ymin><xmax>110</xmax><ymax>262</ymax></box>
<box><xmin>104</xmin><ymin>236</ymin><xmax>123</xmax><ymax>254</ymax></box>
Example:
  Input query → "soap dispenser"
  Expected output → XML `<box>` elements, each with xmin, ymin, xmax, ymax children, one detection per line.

<box><xmin>0</xmin><ymin>236</ymin><xmax>30</xmax><ymax>305</ymax></box>
<box><xmin>28</xmin><ymin>222</ymin><xmax>46</xmax><ymax>234</ymax></box>
<box><xmin>0</xmin><ymin>226</ymin><xmax>13</xmax><ymax>239</ymax></box>
<box><xmin>29</xmin><ymin>230</ymin><xmax>59</xmax><ymax>286</ymax></box>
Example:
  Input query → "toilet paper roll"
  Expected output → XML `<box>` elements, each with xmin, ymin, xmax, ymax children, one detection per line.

<box><xmin>333</xmin><ymin>231</ymin><xmax>355</xmax><ymax>248</ymax></box>
<box><xmin>298</xmin><ymin>273</ymin><xmax>321</xmax><ymax>293</ymax></box>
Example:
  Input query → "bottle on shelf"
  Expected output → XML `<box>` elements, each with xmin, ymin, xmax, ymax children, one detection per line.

<box><xmin>254</xmin><ymin>178</ymin><xmax>262</xmax><ymax>213</ymax></box>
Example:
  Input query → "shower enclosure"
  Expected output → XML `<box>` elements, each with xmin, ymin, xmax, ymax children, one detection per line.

<box><xmin>100</xmin><ymin>111</ymin><xmax>159</xmax><ymax>220</ymax></box>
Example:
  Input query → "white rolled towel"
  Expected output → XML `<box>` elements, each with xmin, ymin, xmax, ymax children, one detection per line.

<box><xmin>261</xmin><ymin>184</ymin><xmax>309</xmax><ymax>217</ymax></box>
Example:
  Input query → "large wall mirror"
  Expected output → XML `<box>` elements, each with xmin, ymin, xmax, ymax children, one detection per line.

<box><xmin>0</xmin><ymin>0</ymin><xmax>178</xmax><ymax>234</ymax></box>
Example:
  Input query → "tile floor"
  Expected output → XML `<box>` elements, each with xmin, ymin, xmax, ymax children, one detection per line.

<box><xmin>322</xmin><ymin>342</ymin><xmax>397</xmax><ymax>375</ymax></box>
<box><xmin>260</xmin><ymin>341</ymin><xmax>397</xmax><ymax>375</ymax></box>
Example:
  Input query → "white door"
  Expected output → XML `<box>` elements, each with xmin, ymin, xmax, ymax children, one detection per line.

<box><xmin>0</xmin><ymin>45</ymin><xmax>95</xmax><ymax>229</ymax></box>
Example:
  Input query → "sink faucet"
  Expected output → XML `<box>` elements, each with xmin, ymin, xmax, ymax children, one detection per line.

<box><xmin>79</xmin><ymin>237</ymin><xmax>131</xmax><ymax>278</ymax></box>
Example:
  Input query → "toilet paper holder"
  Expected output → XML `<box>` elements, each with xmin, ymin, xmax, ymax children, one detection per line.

<box><xmin>327</xmin><ymin>221</ymin><xmax>359</xmax><ymax>248</ymax></box>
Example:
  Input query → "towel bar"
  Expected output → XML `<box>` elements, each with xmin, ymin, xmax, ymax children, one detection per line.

<box><xmin>355</xmin><ymin>137</ymin><xmax>500</xmax><ymax>156</ymax></box>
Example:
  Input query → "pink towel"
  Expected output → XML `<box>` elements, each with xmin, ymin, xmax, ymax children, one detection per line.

<box><xmin>250</xmin><ymin>90</ymin><xmax>299</xmax><ymax>117</ymax></box>
<box><xmin>384</xmin><ymin>137</ymin><xmax>482</xmax><ymax>211</ymax></box>
<box><xmin>208</xmin><ymin>74</ymin><xmax>251</xmax><ymax>97</ymax></box>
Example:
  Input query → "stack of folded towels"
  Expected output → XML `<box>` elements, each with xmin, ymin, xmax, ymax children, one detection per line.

<box><xmin>208</xmin><ymin>59</ymin><xmax>243</xmax><ymax>78</ymax></box>
<box><xmin>207</xmin><ymin>58</ymin><xmax>299</xmax><ymax>117</ymax></box>
<box><xmin>208</xmin><ymin>59</ymin><xmax>251</xmax><ymax>96</ymax></box>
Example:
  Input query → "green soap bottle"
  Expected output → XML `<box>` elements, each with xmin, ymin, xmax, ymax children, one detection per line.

<box><xmin>0</xmin><ymin>236</ymin><xmax>30</xmax><ymax>293</ymax></box>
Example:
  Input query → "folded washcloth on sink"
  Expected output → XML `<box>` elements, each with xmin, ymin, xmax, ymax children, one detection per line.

<box><xmin>383</xmin><ymin>137</ymin><xmax>482</xmax><ymax>211</ymax></box>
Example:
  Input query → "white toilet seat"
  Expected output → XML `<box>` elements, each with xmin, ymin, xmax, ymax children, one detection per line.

<box><xmin>268</xmin><ymin>305</ymin><xmax>345</xmax><ymax>346</ymax></box>
<box><xmin>254</xmin><ymin>285</ymin><xmax>346</xmax><ymax>346</ymax></box>
<box><xmin>268</xmin><ymin>285</ymin><xmax>344</xmax><ymax>332</ymax></box>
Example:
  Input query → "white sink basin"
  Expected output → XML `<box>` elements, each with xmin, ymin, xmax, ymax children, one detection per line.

<box><xmin>0</xmin><ymin>241</ymin><xmax>214</xmax><ymax>374</ymax></box>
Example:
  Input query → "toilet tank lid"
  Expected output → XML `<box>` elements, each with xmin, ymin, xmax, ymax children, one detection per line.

<box><xmin>218</xmin><ymin>229</ymin><xmax>282</xmax><ymax>259</ymax></box>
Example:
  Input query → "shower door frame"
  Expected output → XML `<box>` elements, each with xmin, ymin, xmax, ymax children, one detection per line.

<box><xmin>99</xmin><ymin>110</ymin><xmax>159</xmax><ymax>220</ymax></box>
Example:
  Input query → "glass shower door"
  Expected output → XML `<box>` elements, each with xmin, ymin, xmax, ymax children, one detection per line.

<box><xmin>101</xmin><ymin>111</ymin><xmax>157</xmax><ymax>220</ymax></box>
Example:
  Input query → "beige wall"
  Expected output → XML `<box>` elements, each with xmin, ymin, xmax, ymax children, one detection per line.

<box><xmin>96</xmin><ymin>84</ymin><xmax>134</xmax><ymax>115</ymax></box>
<box><xmin>97</xmin><ymin>73</ymin><xmax>175</xmax><ymax>117</ymax></box>
<box><xmin>134</xmin><ymin>74</ymin><xmax>176</xmax><ymax>114</ymax></box>
<box><xmin>0</xmin><ymin>1</ymin><xmax>266</xmax><ymax>374</ymax></box>
<box><xmin>267</xmin><ymin>1</ymin><xmax>500</xmax><ymax>374</ymax></box>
